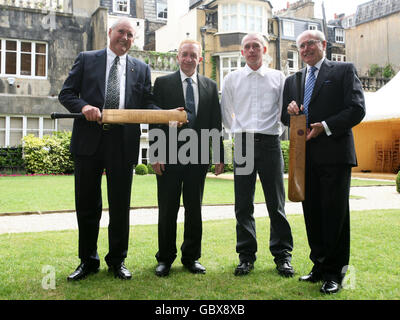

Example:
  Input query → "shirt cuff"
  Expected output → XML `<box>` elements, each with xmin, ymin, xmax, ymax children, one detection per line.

<box><xmin>322</xmin><ymin>121</ymin><xmax>332</xmax><ymax>136</ymax></box>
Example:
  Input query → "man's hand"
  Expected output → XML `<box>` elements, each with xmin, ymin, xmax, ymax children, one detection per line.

<box><xmin>82</xmin><ymin>105</ymin><xmax>102</xmax><ymax>123</ymax></box>
<box><xmin>306</xmin><ymin>122</ymin><xmax>324</xmax><ymax>141</ymax></box>
<box><xmin>214</xmin><ymin>163</ymin><xmax>224</xmax><ymax>176</ymax></box>
<box><xmin>169</xmin><ymin>107</ymin><xmax>188</xmax><ymax>128</ymax></box>
<box><xmin>287</xmin><ymin>101</ymin><xmax>304</xmax><ymax>115</ymax></box>
<box><xmin>152</xmin><ymin>162</ymin><xmax>165</xmax><ymax>176</ymax></box>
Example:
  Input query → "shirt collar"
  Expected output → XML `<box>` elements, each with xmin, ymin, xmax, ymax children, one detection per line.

<box><xmin>244</xmin><ymin>64</ymin><xmax>267</xmax><ymax>77</ymax></box>
<box><xmin>307</xmin><ymin>57</ymin><xmax>325</xmax><ymax>72</ymax></box>
<box><xmin>180</xmin><ymin>69</ymin><xmax>198</xmax><ymax>84</ymax></box>
<box><xmin>107</xmin><ymin>47</ymin><xmax>127</xmax><ymax>63</ymax></box>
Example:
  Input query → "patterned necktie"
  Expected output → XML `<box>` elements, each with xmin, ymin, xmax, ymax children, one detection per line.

<box><xmin>104</xmin><ymin>56</ymin><xmax>120</xmax><ymax>109</ymax></box>
<box><xmin>303</xmin><ymin>65</ymin><xmax>317</xmax><ymax>125</ymax></box>
<box><xmin>185</xmin><ymin>78</ymin><xmax>196</xmax><ymax>128</ymax></box>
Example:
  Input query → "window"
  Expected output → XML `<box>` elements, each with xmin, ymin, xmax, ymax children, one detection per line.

<box><xmin>0</xmin><ymin>116</ymin><xmax>57</xmax><ymax>147</ymax></box>
<box><xmin>283</xmin><ymin>21</ymin><xmax>294</xmax><ymax>37</ymax></box>
<box><xmin>220</xmin><ymin>3</ymin><xmax>264</xmax><ymax>33</ymax></box>
<box><xmin>114</xmin><ymin>0</ymin><xmax>129</xmax><ymax>14</ymax></box>
<box><xmin>0</xmin><ymin>39</ymin><xmax>47</xmax><ymax>78</ymax></box>
<box><xmin>335</xmin><ymin>28</ymin><xmax>345</xmax><ymax>43</ymax></box>
<box><xmin>287</xmin><ymin>50</ymin><xmax>298</xmax><ymax>72</ymax></box>
<box><xmin>331</xmin><ymin>53</ymin><xmax>346</xmax><ymax>62</ymax></box>
<box><xmin>157</xmin><ymin>1</ymin><xmax>168</xmax><ymax>20</ymax></box>
<box><xmin>220</xmin><ymin>55</ymin><xmax>246</xmax><ymax>84</ymax></box>
<box><xmin>308</xmin><ymin>24</ymin><xmax>318</xmax><ymax>30</ymax></box>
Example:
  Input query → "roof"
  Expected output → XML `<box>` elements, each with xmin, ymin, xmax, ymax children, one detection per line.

<box><xmin>363</xmin><ymin>71</ymin><xmax>400</xmax><ymax>122</ymax></box>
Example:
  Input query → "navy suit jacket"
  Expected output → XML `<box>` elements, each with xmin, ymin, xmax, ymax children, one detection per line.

<box><xmin>59</xmin><ymin>48</ymin><xmax>154</xmax><ymax>164</ymax></box>
<box><xmin>281</xmin><ymin>59</ymin><xmax>366</xmax><ymax>166</ymax></box>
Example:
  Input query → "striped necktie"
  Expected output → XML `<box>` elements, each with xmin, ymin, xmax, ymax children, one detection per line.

<box><xmin>303</xmin><ymin>66</ymin><xmax>317</xmax><ymax>125</ymax></box>
<box><xmin>104</xmin><ymin>56</ymin><xmax>120</xmax><ymax>109</ymax></box>
<box><xmin>185</xmin><ymin>78</ymin><xmax>196</xmax><ymax>128</ymax></box>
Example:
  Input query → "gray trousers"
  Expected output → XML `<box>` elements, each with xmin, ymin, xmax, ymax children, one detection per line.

<box><xmin>233</xmin><ymin>133</ymin><xmax>293</xmax><ymax>263</ymax></box>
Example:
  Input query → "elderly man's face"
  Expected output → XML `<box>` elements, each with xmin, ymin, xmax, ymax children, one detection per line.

<box><xmin>241</xmin><ymin>35</ymin><xmax>266</xmax><ymax>70</ymax></box>
<box><xmin>177</xmin><ymin>43</ymin><xmax>202</xmax><ymax>77</ymax></box>
<box><xmin>298</xmin><ymin>33</ymin><xmax>326</xmax><ymax>66</ymax></box>
<box><xmin>108</xmin><ymin>20</ymin><xmax>135</xmax><ymax>56</ymax></box>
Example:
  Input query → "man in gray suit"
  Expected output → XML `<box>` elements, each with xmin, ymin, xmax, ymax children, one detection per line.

<box><xmin>59</xmin><ymin>18</ymin><xmax>155</xmax><ymax>281</ymax></box>
<box><xmin>150</xmin><ymin>39</ymin><xmax>224</xmax><ymax>277</ymax></box>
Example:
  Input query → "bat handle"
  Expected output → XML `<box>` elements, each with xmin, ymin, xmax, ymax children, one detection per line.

<box><xmin>51</xmin><ymin>112</ymin><xmax>85</xmax><ymax>120</ymax></box>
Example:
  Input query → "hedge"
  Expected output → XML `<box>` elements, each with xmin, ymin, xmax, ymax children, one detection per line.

<box><xmin>0</xmin><ymin>146</ymin><xmax>24</xmax><ymax>172</ymax></box>
<box><xmin>396</xmin><ymin>171</ymin><xmax>400</xmax><ymax>193</ymax></box>
<box><xmin>22</xmin><ymin>131</ymin><xmax>74</xmax><ymax>174</ymax></box>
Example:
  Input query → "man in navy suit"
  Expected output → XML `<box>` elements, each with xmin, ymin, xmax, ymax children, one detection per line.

<box><xmin>281</xmin><ymin>30</ymin><xmax>365</xmax><ymax>294</ymax></box>
<box><xmin>59</xmin><ymin>18</ymin><xmax>154</xmax><ymax>281</ymax></box>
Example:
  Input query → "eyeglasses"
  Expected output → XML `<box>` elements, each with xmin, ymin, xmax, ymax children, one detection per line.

<box><xmin>298</xmin><ymin>39</ymin><xmax>321</xmax><ymax>49</ymax></box>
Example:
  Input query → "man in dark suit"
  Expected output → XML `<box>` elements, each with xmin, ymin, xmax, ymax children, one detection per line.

<box><xmin>59</xmin><ymin>18</ymin><xmax>155</xmax><ymax>281</ymax></box>
<box><xmin>281</xmin><ymin>30</ymin><xmax>365</xmax><ymax>294</ymax></box>
<box><xmin>150</xmin><ymin>39</ymin><xmax>224</xmax><ymax>277</ymax></box>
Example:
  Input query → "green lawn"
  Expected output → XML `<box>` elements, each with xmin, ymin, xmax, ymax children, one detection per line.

<box><xmin>0</xmin><ymin>209</ymin><xmax>399</xmax><ymax>300</ymax></box>
<box><xmin>0</xmin><ymin>174</ymin><xmax>395</xmax><ymax>214</ymax></box>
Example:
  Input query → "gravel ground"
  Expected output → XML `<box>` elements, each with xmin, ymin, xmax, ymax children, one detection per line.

<box><xmin>0</xmin><ymin>185</ymin><xmax>398</xmax><ymax>235</ymax></box>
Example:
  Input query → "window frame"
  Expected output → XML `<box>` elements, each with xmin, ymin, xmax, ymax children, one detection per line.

<box><xmin>113</xmin><ymin>0</ymin><xmax>130</xmax><ymax>14</ymax></box>
<box><xmin>0</xmin><ymin>38</ymin><xmax>48</xmax><ymax>79</ymax></box>
<box><xmin>219</xmin><ymin>2</ymin><xmax>265</xmax><ymax>33</ymax></box>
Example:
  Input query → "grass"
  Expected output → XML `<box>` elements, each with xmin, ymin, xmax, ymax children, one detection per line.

<box><xmin>0</xmin><ymin>209</ymin><xmax>399</xmax><ymax>300</ymax></box>
<box><xmin>0</xmin><ymin>174</ymin><xmax>395</xmax><ymax>214</ymax></box>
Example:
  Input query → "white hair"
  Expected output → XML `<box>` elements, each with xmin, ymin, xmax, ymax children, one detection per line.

<box><xmin>296</xmin><ymin>30</ymin><xmax>326</xmax><ymax>48</ymax></box>
<box><xmin>241</xmin><ymin>33</ymin><xmax>268</xmax><ymax>48</ymax></box>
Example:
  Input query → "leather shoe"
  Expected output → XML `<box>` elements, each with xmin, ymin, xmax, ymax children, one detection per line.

<box><xmin>234</xmin><ymin>261</ymin><xmax>254</xmax><ymax>276</ymax></box>
<box><xmin>109</xmin><ymin>263</ymin><xmax>132</xmax><ymax>280</ymax></box>
<box><xmin>299</xmin><ymin>271</ymin><xmax>323</xmax><ymax>283</ymax></box>
<box><xmin>276</xmin><ymin>260</ymin><xmax>294</xmax><ymax>277</ymax></box>
<box><xmin>155</xmin><ymin>262</ymin><xmax>171</xmax><ymax>277</ymax></box>
<box><xmin>320</xmin><ymin>280</ymin><xmax>341</xmax><ymax>294</ymax></box>
<box><xmin>67</xmin><ymin>263</ymin><xmax>99</xmax><ymax>281</ymax></box>
<box><xmin>183</xmin><ymin>261</ymin><xmax>206</xmax><ymax>274</ymax></box>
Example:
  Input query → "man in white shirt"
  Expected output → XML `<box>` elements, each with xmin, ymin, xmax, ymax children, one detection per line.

<box><xmin>221</xmin><ymin>33</ymin><xmax>294</xmax><ymax>277</ymax></box>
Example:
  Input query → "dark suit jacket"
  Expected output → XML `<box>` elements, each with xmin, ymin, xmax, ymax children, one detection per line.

<box><xmin>281</xmin><ymin>59</ymin><xmax>365</xmax><ymax>166</ymax></box>
<box><xmin>58</xmin><ymin>48</ymin><xmax>154</xmax><ymax>164</ymax></box>
<box><xmin>151</xmin><ymin>71</ymin><xmax>224</xmax><ymax>165</ymax></box>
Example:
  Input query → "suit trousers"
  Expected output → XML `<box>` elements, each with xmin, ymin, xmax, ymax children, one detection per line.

<box><xmin>73</xmin><ymin>126</ymin><xmax>133</xmax><ymax>267</ymax></box>
<box><xmin>234</xmin><ymin>133</ymin><xmax>293</xmax><ymax>263</ymax></box>
<box><xmin>302</xmin><ymin>156</ymin><xmax>351</xmax><ymax>283</ymax></box>
<box><xmin>155</xmin><ymin>164</ymin><xmax>209</xmax><ymax>265</ymax></box>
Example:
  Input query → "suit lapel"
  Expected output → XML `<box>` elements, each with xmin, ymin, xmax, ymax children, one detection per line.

<box><xmin>125</xmin><ymin>56</ymin><xmax>138</xmax><ymax>108</ymax></box>
<box><xmin>310</xmin><ymin>59</ymin><xmax>333</xmax><ymax>103</ymax></box>
<box><xmin>95</xmin><ymin>49</ymin><xmax>107</xmax><ymax>107</ymax></box>
<box><xmin>196</xmin><ymin>74</ymin><xmax>208</xmax><ymax>120</ymax></box>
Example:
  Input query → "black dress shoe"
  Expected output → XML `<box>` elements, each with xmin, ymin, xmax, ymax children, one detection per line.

<box><xmin>109</xmin><ymin>263</ymin><xmax>132</xmax><ymax>280</ymax></box>
<box><xmin>183</xmin><ymin>261</ymin><xmax>206</xmax><ymax>274</ymax></box>
<box><xmin>67</xmin><ymin>263</ymin><xmax>99</xmax><ymax>281</ymax></box>
<box><xmin>234</xmin><ymin>261</ymin><xmax>254</xmax><ymax>276</ymax></box>
<box><xmin>299</xmin><ymin>271</ymin><xmax>323</xmax><ymax>283</ymax></box>
<box><xmin>155</xmin><ymin>262</ymin><xmax>171</xmax><ymax>277</ymax></box>
<box><xmin>276</xmin><ymin>260</ymin><xmax>295</xmax><ymax>277</ymax></box>
<box><xmin>320</xmin><ymin>280</ymin><xmax>341</xmax><ymax>294</ymax></box>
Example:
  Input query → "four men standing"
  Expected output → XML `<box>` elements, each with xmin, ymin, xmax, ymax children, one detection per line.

<box><xmin>60</xmin><ymin>17</ymin><xmax>365</xmax><ymax>295</ymax></box>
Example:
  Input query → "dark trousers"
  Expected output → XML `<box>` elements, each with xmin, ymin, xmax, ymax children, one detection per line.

<box><xmin>302</xmin><ymin>158</ymin><xmax>351</xmax><ymax>283</ymax></box>
<box><xmin>234</xmin><ymin>133</ymin><xmax>293</xmax><ymax>263</ymax></box>
<box><xmin>73</xmin><ymin>126</ymin><xmax>133</xmax><ymax>267</ymax></box>
<box><xmin>155</xmin><ymin>164</ymin><xmax>209</xmax><ymax>265</ymax></box>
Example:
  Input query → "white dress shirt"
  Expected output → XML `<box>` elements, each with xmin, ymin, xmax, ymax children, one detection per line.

<box><xmin>105</xmin><ymin>47</ymin><xmax>127</xmax><ymax>109</ymax></box>
<box><xmin>180</xmin><ymin>70</ymin><xmax>199</xmax><ymax>114</ymax></box>
<box><xmin>221</xmin><ymin>64</ymin><xmax>285</xmax><ymax>135</ymax></box>
<box><xmin>306</xmin><ymin>57</ymin><xmax>332</xmax><ymax>136</ymax></box>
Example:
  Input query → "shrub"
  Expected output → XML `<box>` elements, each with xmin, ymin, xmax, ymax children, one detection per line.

<box><xmin>0</xmin><ymin>146</ymin><xmax>24</xmax><ymax>173</ymax></box>
<box><xmin>135</xmin><ymin>163</ymin><xmax>148</xmax><ymax>175</ymax></box>
<box><xmin>22</xmin><ymin>132</ymin><xmax>74</xmax><ymax>174</ymax></box>
<box><xmin>280</xmin><ymin>140</ymin><xmax>290</xmax><ymax>173</ymax></box>
<box><xmin>396</xmin><ymin>171</ymin><xmax>400</xmax><ymax>194</ymax></box>
<box><xmin>382</xmin><ymin>63</ymin><xmax>395</xmax><ymax>79</ymax></box>
<box><xmin>147</xmin><ymin>163</ymin><xmax>155</xmax><ymax>174</ymax></box>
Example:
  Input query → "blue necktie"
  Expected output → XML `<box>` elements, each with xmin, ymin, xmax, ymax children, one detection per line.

<box><xmin>104</xmin><ymin>56</ymin><xmax>120</xmax><ymax>109</ymax></box>
<box><xmin>185</xmin><ymin>78</ymin><xmax>196</xmax><ymax>128</ymax></box>
<box><xmin>303</xmin><ymin>66</ymin><xmax>317</xmax><ymax>125</ymax></box>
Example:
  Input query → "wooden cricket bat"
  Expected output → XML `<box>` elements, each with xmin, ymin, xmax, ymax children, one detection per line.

<box><xmin>51</xmin><ymin>109</ymin><xmax>187</xmax><ymax>124</ymax></box>
<box><xmin>288</xmin><ymin>71</ymin><xmax>306</xmax><ymax>202</ymax></box>
<box><xmin>288</xmin><ymin>114</ymin><xmax>306</xmax><ymax>202</ymax></box>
